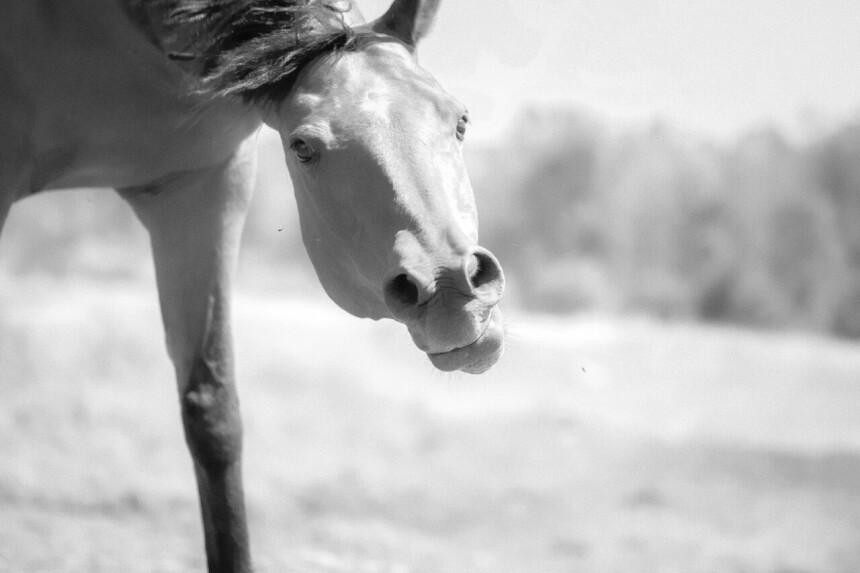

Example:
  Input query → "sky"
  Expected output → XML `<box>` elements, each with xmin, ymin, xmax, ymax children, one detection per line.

<box><xmin>359</xmin><ymin>0</ymin><xmax>860</xmax><ymax>143</ymax></box>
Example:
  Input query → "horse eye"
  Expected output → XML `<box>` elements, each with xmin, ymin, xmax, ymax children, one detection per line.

<box><xmin>456</xmin><ymin>115</ymin><xmax>469</xmax><ymax>142</ymax></box>
<box><xmin>291</xmin><ymin>139</ymin><xmax>316</xmax><ymax>163</ymax></box>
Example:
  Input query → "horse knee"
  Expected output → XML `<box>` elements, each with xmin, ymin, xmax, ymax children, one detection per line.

<box><xmin>181</xmin><ymin>355</ymin><xmax>243</xmax><ymax>471</ymax></box>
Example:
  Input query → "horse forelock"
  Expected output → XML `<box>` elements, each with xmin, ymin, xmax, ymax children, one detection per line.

<box><xmin>155</xmin><ymin>0</ymin><xmax>359</xmax><ymax>105</ymax></box>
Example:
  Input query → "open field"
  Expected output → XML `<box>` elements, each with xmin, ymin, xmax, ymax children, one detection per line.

<box><xmin>1</xmin><ymin>277</ymin><xmax>860</xmax><ymax>572</ymax></box>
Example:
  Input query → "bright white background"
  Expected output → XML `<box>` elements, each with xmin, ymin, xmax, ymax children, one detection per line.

<box><xmin>362</xmin><ymin>0</ymin><xmax>860</xmax><ymax>141</ymax></box>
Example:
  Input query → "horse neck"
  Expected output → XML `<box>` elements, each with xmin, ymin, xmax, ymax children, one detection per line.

<box><xmin>120</xmin><ymin>1</ymin><xmax>193</xmax><ymax>64</ymax></box>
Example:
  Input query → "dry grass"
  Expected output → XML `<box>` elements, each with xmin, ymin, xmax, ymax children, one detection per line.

<box><xmin>1</xmin><ymin>277</ymin><xmax>860</xmax><ymax>572</ymax></box>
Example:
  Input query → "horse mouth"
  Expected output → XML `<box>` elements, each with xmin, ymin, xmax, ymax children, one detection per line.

<box><xmin>426</xmin><ymin>307</ymin><xmax>504</xmax><ymax>374</ymax></box>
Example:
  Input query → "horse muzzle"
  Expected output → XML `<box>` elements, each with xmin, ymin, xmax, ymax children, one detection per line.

<box><xmin>426</xmin><ymin>304</ymin><xmax>505</xmax><ymax>374</ymax></box>
<box><xmin>382</xmin><ymin>246</ymin><xmax>506</xmax><ymax>374</ymax></box>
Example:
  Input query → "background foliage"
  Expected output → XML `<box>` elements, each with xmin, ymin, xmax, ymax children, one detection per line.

<box><xmin>474</xmin><ymin>109</ymin><xmax>860</xmax><ymax>337</ymax></box>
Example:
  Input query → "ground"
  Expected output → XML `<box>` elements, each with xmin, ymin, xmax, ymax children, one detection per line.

<box><xmin>1</xmin><ymin>277</ymin><xmax>859</xmax><ymax>573</ymax></box>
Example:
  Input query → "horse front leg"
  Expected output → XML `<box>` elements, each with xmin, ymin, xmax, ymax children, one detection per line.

<box><xmin>120</xmin><ymin>140</ymin><xmax>257</xmax><ymax>573</ymax></box>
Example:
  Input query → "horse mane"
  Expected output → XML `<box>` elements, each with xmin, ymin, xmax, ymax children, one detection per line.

<box><xmin>156</xmin><ymin>0</ymin><xmax>357</xmax><ymax>104</ymax></box>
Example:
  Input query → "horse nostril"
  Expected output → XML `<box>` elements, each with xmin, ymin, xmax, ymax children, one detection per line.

<box><xmin>468</xmin><ymin>251</ymin><xmax>503</xmax><ymax>291</ymax></box>
<box><xmin>385</xmin><ymin>273</ymin><xmax>420</xmax><ymax>307</ymax></box>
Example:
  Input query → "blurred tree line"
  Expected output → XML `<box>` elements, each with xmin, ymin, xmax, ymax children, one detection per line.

<box><xmin>2</xmin><ymin>108</ymin><xmax>860</xmax><ymax>338</ymax></box>
<box><xmin>474</xmin><ymin>107</ymin><xmax>860</xmax><ymax>337</ymax></box>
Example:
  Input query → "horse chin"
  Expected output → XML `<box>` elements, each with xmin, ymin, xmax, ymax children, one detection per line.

<box><xmin>426</xmin><ymin>306</ymin><xmax>505</xmax><ymax>374</ymax></box>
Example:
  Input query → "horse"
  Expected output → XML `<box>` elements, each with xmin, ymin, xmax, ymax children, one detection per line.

<box><xmin>0</xmin><ymin>0</ymin><xmax>505</xmax><ymax>570</ymax></box>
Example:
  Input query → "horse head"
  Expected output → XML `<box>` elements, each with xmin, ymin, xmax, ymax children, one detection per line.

<box><xmin>182</xmin><ymin>0</ymin><xmax>506</xmax><ymax>373</ymax></box>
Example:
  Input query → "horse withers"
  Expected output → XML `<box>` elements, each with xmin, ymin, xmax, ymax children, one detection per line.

<box><xmin>0</xmin><ymin>0</ymin><xmax>505</xmax><ymax>570</ymax></box>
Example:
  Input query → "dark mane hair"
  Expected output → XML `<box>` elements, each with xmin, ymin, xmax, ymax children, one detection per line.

<box><xmin>161</xmin><ymin>0</ymin><xmax>358</xmax><ymax>104</ymax></box>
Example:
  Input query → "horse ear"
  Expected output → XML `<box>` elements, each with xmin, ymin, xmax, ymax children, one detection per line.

<box><xmin>371</xmin><ymin>0</ymin><xmax>441</xmax><ymax>47</ymax></box>
<box><xmin>321</xmin><ymin>0</ymin><xmax>366</xmax><ymax>26</ymax></box>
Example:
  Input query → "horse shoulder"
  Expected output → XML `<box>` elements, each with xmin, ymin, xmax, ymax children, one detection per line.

<box><xmin>1</xmin><ymin>0</ymin><xmax>261</xmax><ymax>197</ymax></box>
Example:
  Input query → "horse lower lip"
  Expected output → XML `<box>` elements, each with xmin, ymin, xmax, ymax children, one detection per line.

<box><xmin>429</xmin><ymin>336</ymin><xmax>481</xmax><ymax>360</ymax></box>
<box><xmin>428</xmin><ymin>319</ymin><xmax>491</xmax><ymax>358</ymax></box>
<box><xmin>426</xmin><ymin>312</ymin><xmax>500</xmax><ymax>373</ymax></box>
<box><xmin>427</xmin><ymin>342</ymin><xmax>481</xmax><ymax>372</ymax></box>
